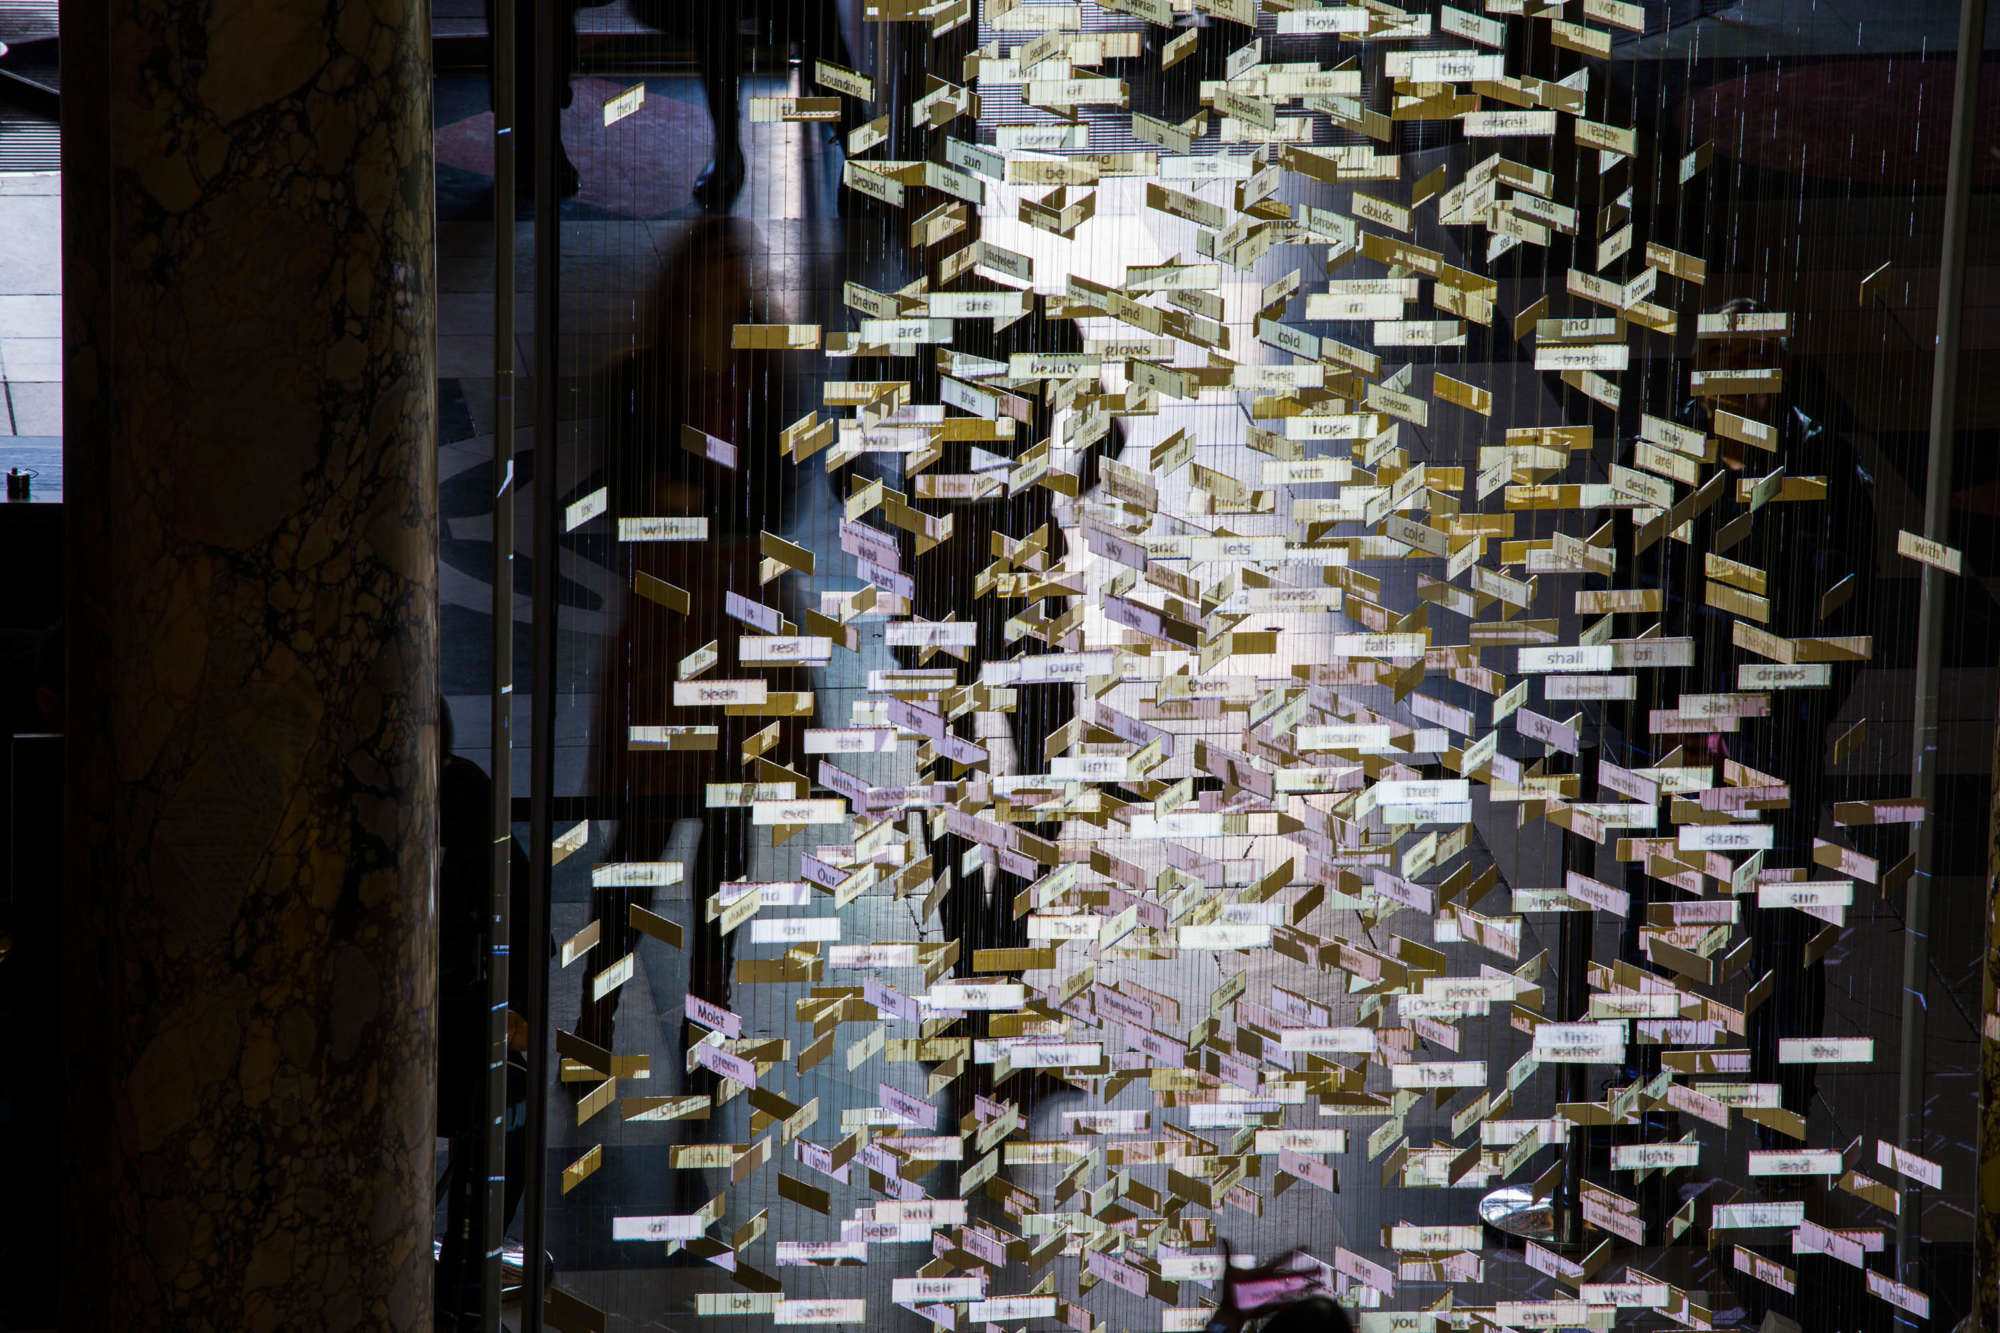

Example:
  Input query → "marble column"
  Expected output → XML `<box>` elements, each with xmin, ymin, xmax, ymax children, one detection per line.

<box><xmin>60</xmin><ymin>0</ymin><xmax>438</xmax><ymax>1328</ymax></box>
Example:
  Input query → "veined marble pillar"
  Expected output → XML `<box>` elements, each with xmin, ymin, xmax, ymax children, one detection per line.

<box><xmin>60</xmin><ymin>0</ymin><xmax>438</xmax><ymax>1327</ymax></box>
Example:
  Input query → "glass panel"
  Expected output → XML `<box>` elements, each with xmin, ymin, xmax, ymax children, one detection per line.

<box><xmin>513</xmin><ymin>4</ymin><xmax>2000</xmax><ymax>1332</ymax></box>
<box><xmin>433</xmin><ymin>3</ymin><xmax>535</xmax><ymax>1325</ymax></box>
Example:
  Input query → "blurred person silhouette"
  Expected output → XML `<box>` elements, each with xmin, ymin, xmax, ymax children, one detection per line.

<box><xmin>889</xmin><ymin>308</ymin><xmax>1113</xmax><ymax>1137</ymax></box>
<box><xmin>1652</xmin><ymin>296</ymin><xmax>1891</xmax><ymax>1125</ymax></box>
<box><xmin>632</xmin><ymin>0</ymin><xmax>858</xmax><ymax>208</ymax></box>
<box><xmin>582</xmin><ymin>219</ymin><xmax>805</xmax><ymax>1088</ymax></box>
<box><xmin>1261</xmin><ymin>1298</ymin><xmax>1357</xmax><ymax>1333</ymax></box>
<box><xmin>926</xmin><ymin>388</ymin><xmax>1108</xmax><ymax>919</ymax></box>
<box><xmin>1204</xmin><ymin>1243</ymin><xmax>1348</xmax><ymax>1333</ymax></box>
<box><xmin>434</xmin><ymin>697</ymin><xmax>536</xmax><ymax>1330</ymax></box>
<box><xmin>486</xmin><ymin>0</ymin><xmax>583</xmax><ymax>198</ymax></box>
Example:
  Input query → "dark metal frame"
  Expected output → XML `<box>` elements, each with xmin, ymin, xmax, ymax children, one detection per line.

<box><xmin>1896</xmin><ymin>0</ymin><xmax>1988</xmax><ymax>1287</ymax></box>
<box><xmin>521</xmin><ymin>0</ymin><xmax>563</xmax><ymax>1324</ymax></box>
<box><xmin>481</xmin><ymin>0</ymin><xmax>520</xmax><ymax>1327</ymax></box>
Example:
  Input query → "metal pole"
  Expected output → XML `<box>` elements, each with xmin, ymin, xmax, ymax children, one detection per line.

<box><xmin>522</xmin><ymin>0</ymin><xmax>562</xmax><ymax>1324</ymax></box>
<box><xmin>1895</xmin><ymin>0</ymin><xmax>1987</xmax><ymax>1284</ymax></box>
<box><xmin>1556</xmin><ymin>847</ymin><xmax>1588</xmax><ymax>1248</ymax></box>
<box><xmin>483</xmin><ymin>0</ymin><xmax>518</xmax><ymax>1327</ymax></box>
